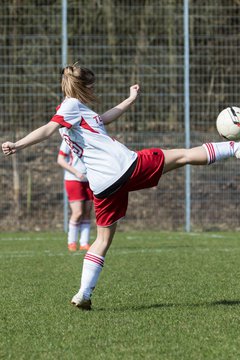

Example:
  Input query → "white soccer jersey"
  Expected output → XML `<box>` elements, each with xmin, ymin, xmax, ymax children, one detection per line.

<box><xmin>58</xmin><ymin>140</ymin><xmax>88</xmax><ymax>182</ymax></box>
<box><xmin>51</xmin><ymin>97</ymin><xmax>137</xmax><ymax>195</ymax></box>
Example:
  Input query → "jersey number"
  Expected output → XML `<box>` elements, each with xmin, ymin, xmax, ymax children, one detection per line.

<box><xmin>62</xmin><ymin>134</ymin><xmax>83</xmax><ymax>158</ymax></box>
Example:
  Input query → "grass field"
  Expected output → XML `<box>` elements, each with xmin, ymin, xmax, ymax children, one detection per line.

<box><xmin>1</xmin><ymin>231</ymin><xmax>240</xmax><ymax>359</ymax></box>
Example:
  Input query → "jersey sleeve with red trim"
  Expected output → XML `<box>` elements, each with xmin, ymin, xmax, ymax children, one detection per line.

<box><xmin>51</xmin><ymin>98</ymin><xmax>81</xmax><ymax>128</ymax></box>
<box><xmin>58</xmin><ymin>150</ymin><xmax>67</xmax><ymax>156</ymax></box>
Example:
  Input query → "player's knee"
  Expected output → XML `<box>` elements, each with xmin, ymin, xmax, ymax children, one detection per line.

<box><xmin>180</xmin><ymin>150</ymin><xmax>192</xmax><ymax>164</ymax></box>
<box><xmin>72</xmin><ymin>210</ymin><xmax>83</xmax><ymax>222</ymax></box>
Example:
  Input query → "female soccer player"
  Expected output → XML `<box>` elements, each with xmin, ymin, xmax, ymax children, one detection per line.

<box><xmin>2</xmin><ymin>63</ymin><xmax>240</xmax><ymax>310</ymax></box>
<box><xmin>57</xmin><ymin>139</ymin><xmax>93</xmax><ymax>251</ymax></box>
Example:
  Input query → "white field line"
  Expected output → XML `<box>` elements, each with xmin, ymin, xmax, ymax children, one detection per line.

<box><xmin>1</xmin><ymin>248</ymin><xmax>165</xmax><ymax>259</ymax></box>
<box><xmin>0</xmin><ymin>235</ymin><xmax>96</xmax><ymax>242</ymax></box>
<box><xmin>0</xmin><ymin>237</ymin><xmax>61</xmax><ymax>241</ymax></box>
<box><xmin>0</xmin><ymin>246</ymin><xmax>239</xmax><ymax>259</ymax></box>
<box><xmin>0</xmin><ymin>233</ymin><xmax>225</xmax><ymax>242</ymax></box>
<box><xmin>126</xmin><ymin>233</ymin><xmax>225</xmax><ymax>239</ymax></box>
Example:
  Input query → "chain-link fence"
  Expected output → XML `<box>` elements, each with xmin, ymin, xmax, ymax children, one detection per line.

<box><xmin>1</xmin><ymin>0</ymin><xmax>240</xmax><ymax>232</ymax></box>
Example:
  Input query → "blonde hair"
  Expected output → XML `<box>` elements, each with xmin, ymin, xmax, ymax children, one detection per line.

<box><xmin>61</xmin><ymin>63</ymin><xmax>98</xmax><ymax>104</ymax></box>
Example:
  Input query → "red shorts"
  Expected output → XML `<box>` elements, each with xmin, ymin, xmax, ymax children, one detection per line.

<box><xmin>94</xmin><ymin>148</ymin><xmax>165</xmax><ymax>226</ymax></box>
<box><xmin>65</xmin><ymin>181</ymin><xmax>93</xmax><ymax>202</ymax></box>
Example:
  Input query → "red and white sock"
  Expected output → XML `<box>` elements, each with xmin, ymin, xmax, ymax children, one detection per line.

<box><xmin>203</xmin><ymin>141</ymin><xmax>240</xmax><ymax>164</ymax></box>
<box><xmin>79</xmin><ymin>220</ymin><xmax>91</xmax><ymax>246</ymax></box>
<box><xmin>79</xmin><ymin>252</ymin><xmax>105</xmax><ymax>299</ymax></box>
<box><xmin>68</xmin><ymin>220</ymin><xmax>80</xmax><ymax>244</ymax></box>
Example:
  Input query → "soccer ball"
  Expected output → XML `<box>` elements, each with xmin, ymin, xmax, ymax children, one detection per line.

<box><xmin>216</xmin><ymin>106</ymin><xmax>240</xmax><ymax>140</ymax></box>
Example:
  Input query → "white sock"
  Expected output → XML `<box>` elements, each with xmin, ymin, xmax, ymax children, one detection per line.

<box><xmin>79</xmin><ymin>252</ymin><xmax>104</xmax><ymax>299</ymax></box>
<box><xmin>68</xmin><ymin>220</ymin><xmax>80</xmax><ymax>244</ymax></box>
<box><xmin>79</xmin><ymin>220</ymin><xmax>91</xmax><ymax>246</ymax></box>
<box><xmin>203</xmin><ymin>141</ymin><xmax>240</xmax><ymax>164</ymax></box>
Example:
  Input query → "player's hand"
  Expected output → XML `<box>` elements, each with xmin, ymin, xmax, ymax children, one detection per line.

<box><xmin>75</xmin><ymin>171</ymin><xmax>87</xmax><ymax>181</ymax></box>
<box><xmin>2</xmin><ymin>142</ymin><xmax>16</xmax><ymax>156</ymax></box>
<box><xmin>129</xmin><ymin>84</ymin><xmax>140</xmax><ymax>101</ymax></box>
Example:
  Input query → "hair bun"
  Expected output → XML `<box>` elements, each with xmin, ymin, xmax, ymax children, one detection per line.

<box><xmin>63</xmin><ymin>66</ymin><xmax>74</xmax><ymax>75</ymax></box>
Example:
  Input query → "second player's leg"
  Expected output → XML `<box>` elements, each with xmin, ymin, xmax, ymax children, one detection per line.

<box><xmin>69</xmin><ymin>200</ymin><xmax>84</xmax><ymax>223</ymax></box>
<box><xmin>79</xmin><ymin>200</ymin><xmax>93</xmax><ymax>249</ymax></box>
<box><xmin>67</xmin><ymin>201</ymin><xmax>84</xmax><ymax>250</ymax></box>
<box><xmin>82</xmin><ymin>200</ymin><xmax>93</xmax><ymax>221</ymax></box>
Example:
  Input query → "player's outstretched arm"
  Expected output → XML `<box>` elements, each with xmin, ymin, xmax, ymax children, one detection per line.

<box><xmin>101</xmin><ymin>84</ymin><xmax>140</xmax><ymax>125</ymax></box>
<box><xmin>2</xmin><ymin>121</ymin><xmax>60</xmax><ymax>156</ymax></box>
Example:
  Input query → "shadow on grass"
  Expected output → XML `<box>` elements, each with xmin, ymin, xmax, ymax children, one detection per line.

<box><xmin>95</xmin><ymin>299</ymin><xmax>240</xmax><ymax>312</ymax></box>
<box><xmin>210</xmin><ymin>299</ymin><xmax>240</xmax><ymax>306</ymax></box>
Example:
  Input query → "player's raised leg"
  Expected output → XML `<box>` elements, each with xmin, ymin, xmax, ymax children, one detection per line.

<box><xmin>162</xmin><ymin>141</ymin><xmax>240</xmax><ymax>174</ymax></box>
<box><xmin>71</xmin><ymin>222</ymin><xmax>117</xmax><ymax>310</ymax></box>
